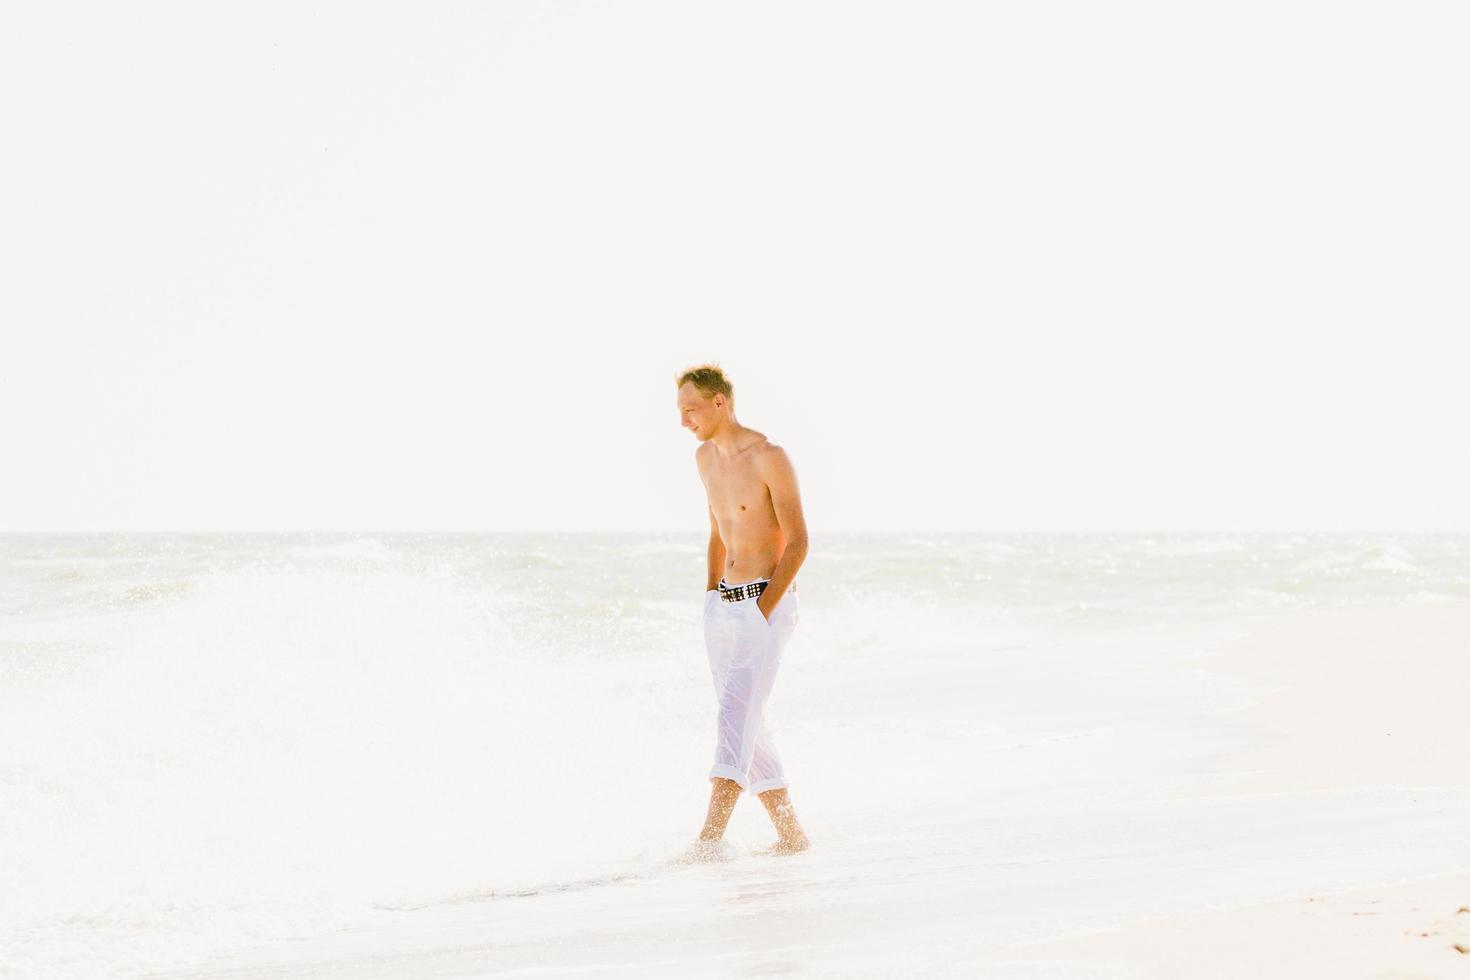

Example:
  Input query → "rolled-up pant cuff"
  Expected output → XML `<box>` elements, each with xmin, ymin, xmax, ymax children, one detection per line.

<box><xmin>708</xmin><ymin>764</ymin><xmax>750</xmax><ymax>790</ymax></box>
<box><xmin>747</xmin><ymin>777</ymin><xmax>789</xmax><ymax>795</ymax></box>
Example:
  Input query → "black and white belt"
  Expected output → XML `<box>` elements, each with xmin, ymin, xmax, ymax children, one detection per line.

<box><xmin>717</xmin><ymin>579</ymin><xmax>796</xmax><ymax>603</ymax></box>
<box><xmin>718</xmin><ymin>579</ymin><xmax>767</xmax><ymax>603</ymax></box>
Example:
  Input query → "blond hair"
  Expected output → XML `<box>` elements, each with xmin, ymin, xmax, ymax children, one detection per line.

<box><xmin>675</xmin><ymin>364</ymin><xmax>734</xmax><ymax>402</ymax></box>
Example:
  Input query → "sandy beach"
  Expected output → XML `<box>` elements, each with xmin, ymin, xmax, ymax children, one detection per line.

<box><xmin>1004</xmin><ymin>872</ymin><xmax>1470</xmax><ymax>980</ymax></box>
<box><xmin>991</xmin><ymin>600</ymin><xmax>1470</xmax><ymax>979</ymax></box>
<box><xmin>1201</xmin><ymin>600</ymin><xmax>1470</xmax><ymax>795</ymax></box>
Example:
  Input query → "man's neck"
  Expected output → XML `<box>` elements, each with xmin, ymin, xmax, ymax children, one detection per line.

<box><xmin>711</xmin><ymin>421</ymin><xmax>750</xmax><ymax>459</ymax></box>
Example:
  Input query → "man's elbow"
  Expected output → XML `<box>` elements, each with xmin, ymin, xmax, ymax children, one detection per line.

<box><xmin>785</xmin><ymin>534</ymin><xmax>810</xmax><ymax>556</ymax></box>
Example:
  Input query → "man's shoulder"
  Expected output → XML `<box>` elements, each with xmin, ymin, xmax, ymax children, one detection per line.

<box><xmin>752</xmin><ymin>437</ymin><xmax>793</xmax><ymax>469</ymax></box>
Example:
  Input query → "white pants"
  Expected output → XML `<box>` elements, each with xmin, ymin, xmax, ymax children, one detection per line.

<box><xmin>702</xmin><ymin>579</ymin><xmax>799</xmax><ymax>794</ymax></box>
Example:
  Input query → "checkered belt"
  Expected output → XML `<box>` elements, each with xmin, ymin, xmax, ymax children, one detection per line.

<box><xmin>719</xmin><ymin>579</ymin><xmax>768</xmax><ymax>603</ymax></box>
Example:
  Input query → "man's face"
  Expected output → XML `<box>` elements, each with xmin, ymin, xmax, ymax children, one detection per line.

<box><xmin>678</xmin><ymin>383</ymin><xmax>722</xmax><ymax>441</ymax></box>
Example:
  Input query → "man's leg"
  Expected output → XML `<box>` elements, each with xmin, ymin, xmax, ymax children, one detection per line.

<box><xmin>699</xmin><ymin>585</ymin><xmax>805</xmax><ymax>850</ymax></box>
<box><xmin>703</xmin><ymin>591</ymin><xmax>775</xmax><ymax>810</ymax></box>
<box><xmin>750</xmin><ymin>727</ymin><xmax>809</xmax><ymax>852</ymax></box>
<box><xmin>700</xmin><ymin>589</ymin><xmax>740</xmax><ymax>844</ymax></box>
<box><xmin>698</xmin><ymin>777</ymin><xmax>743</xmax><ymax>841</ymax></box>
<box><xmin>756</xmin><ymin>787</ymin><xmax>810</xmax><ymax>853</ymax></box>
<box><xmin>748</xmin><ymin>592</ymin><xmax>806</xmax><ymax>851</ymax></box>
<box><xmin>748</xmin><ymin>722</ymin><xmax>785</xmax><ymax>792</ymax></box>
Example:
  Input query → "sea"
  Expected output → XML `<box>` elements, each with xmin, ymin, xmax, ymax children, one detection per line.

<box><xmin>2</xmin><ymin>532</ymin><xmax>1468</xmax><ymax>979</ymax></box>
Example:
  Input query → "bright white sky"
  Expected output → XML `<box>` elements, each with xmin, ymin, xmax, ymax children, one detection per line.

<box><xmin>3</xmin><ymin>2</ymin><xmax>1466</xmax><ymax>532</ymax></box>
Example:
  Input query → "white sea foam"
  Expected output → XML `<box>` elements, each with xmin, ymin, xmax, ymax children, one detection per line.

<box><xmin>0</xmin><ymin>550</ymin><xmax>703</xmax><ymax>977</ymax></box>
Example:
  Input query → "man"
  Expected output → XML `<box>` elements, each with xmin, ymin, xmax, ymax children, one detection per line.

<box><xmin>676</xmin><ymin>364</ymin><xmax>811</xmax><ymax>855</ymax></box>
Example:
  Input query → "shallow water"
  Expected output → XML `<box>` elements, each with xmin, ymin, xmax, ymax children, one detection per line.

<box><xmin>2</xmin><ymin>533</ymin><xmax>1468</xmax><ymax>978</ymax></box>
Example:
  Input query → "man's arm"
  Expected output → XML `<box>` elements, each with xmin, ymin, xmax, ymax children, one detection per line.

<box><xmin>756</xmin><ymin>446</ymin><xmax>809</xmax><ymax>619</ymax></box>
<box><xmin>706</xmin><ymin>505</ymin><xmax>726</xmax><ymax>592</ymax></box>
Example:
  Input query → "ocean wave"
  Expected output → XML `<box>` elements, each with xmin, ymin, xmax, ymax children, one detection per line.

<box><xmin>285</xmin><ymin>537</ymin><xmax>394</xmax><ymax>563</ymax></box>
<box><xmin>1358</xmin><ymin>547</ymin><xmax>1417</xmax><ymax>573</ymax></box>
<box><xmin>0</xmin><ymin>560</ymin><xmax>697</xmax><ymax>978</ymax></box>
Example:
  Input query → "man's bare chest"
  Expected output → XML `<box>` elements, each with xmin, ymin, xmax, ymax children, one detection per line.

<box><xmin>701</xmin><ymin>460</ymin><xmax>769</xmax><ymax>514</ymax></box>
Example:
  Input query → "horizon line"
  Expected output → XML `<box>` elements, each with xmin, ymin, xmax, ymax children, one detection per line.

<box><xmin>3</xmin><ymin>528</ymin><xmax>1468</xmax><ymax>536</ymax></box>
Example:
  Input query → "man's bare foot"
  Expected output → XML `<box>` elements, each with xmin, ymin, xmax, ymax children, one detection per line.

<box><xmin>759</xmin><ymin>834</ymin><xmax>811</xmax><ymax>856</ymax></box>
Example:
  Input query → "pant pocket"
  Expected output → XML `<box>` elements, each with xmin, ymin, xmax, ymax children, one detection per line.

<box><xmin>769</xmin><ymin>592</ymin><xmax>797</xmax><ymax>629</ymax></box>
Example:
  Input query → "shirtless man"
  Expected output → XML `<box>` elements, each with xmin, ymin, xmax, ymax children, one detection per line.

<box><xmin>676</xmin><ymin>364</ymin><xmax>811</xmax><ymax>855</ymax></box>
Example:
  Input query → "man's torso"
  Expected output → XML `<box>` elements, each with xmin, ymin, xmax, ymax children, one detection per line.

<box><xmin>698</xmin><ymin>430</ymin><xmax>784</xmax><ymax>583</ymax></box>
